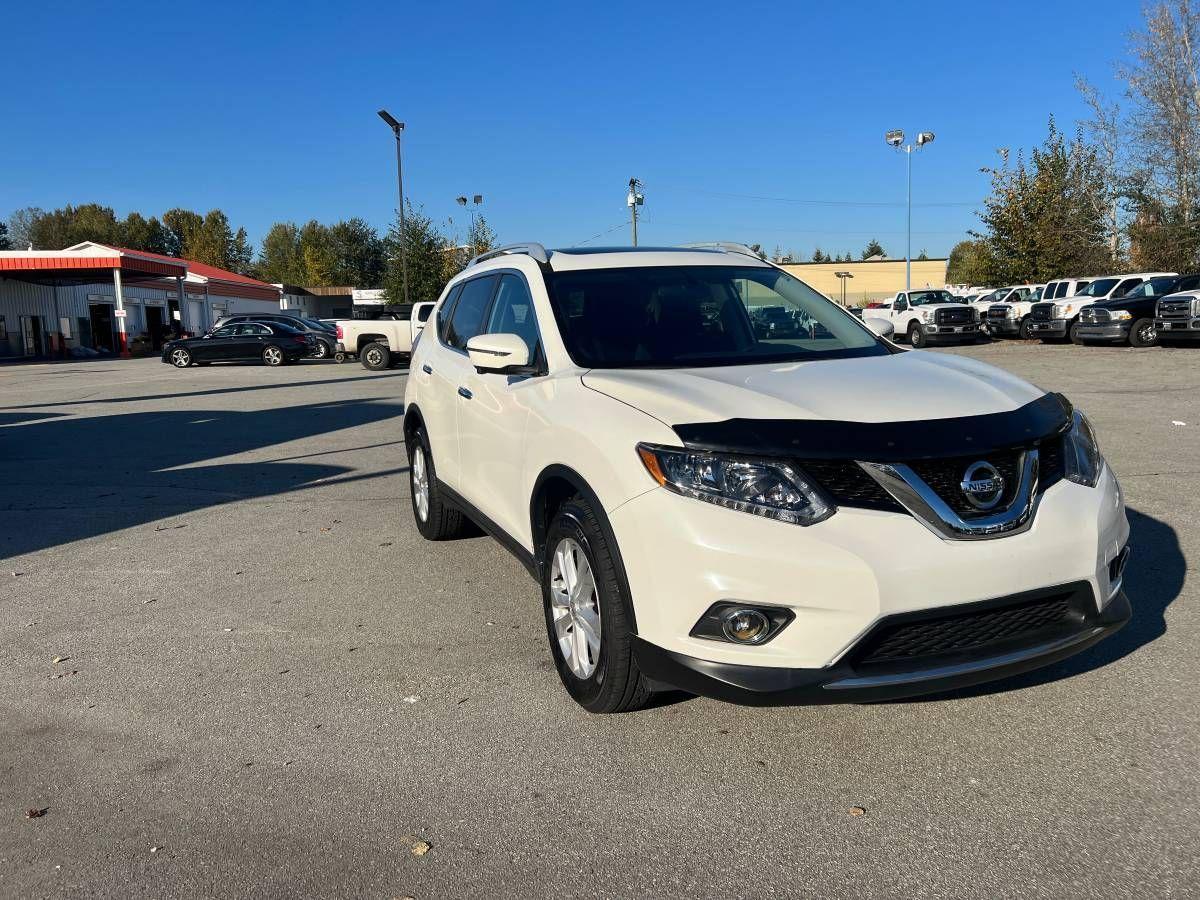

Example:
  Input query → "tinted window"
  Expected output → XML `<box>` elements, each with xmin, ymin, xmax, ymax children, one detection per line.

<box><xmin>1126</xmin><ymin>277</ymin><xmax>1178</xmax><ymax>298</ymax></box>
<box><xmin>908</xmin><ymin>290</ymin><xmax>952</xmax><ymax>305</ymax></box>
<box><xmin>1112</xmin><ymin>278</ymin><xmax>1143</xmax><ymax>298</ymax></box>
<box><xmin>1079</xmin><ymin>278</ymin><xmax>1120</xmax><ymax>297</ymax></box>
<box><xmin>416</xmin><ymin>305</ymin><xmax>434</xmax><ymax>323</ymax></box>
<box><xmin>446</xmin><ymin>276</ymin><xmax>498</xmax><ymax>350</ymax></box>
<box><xmin>485</xmin><ymin>274</ymin><xmax>541</xmax><ymax>361</ymax></box>
<box><xmin>1053</xmin><ymin>282</ymin><xmax>1069</xmax><ymax>298</ymax></box>
<box><xmin>212</xmin><ymin>326</ymin><xmax>236</xmax><ymax>338</ymax></box>
<box><xmin>235</xmin><ymin>324</ymin><xmax>268</xmax><ymax>335</ymax></box>
<box><xmin>271</xmin><ymin>320</ymin><xmax>304</xmax><ymax>333</ymax></box>
<box><xmin>437</xmin><ymin>284</ymin><xmax>464</xmax><ymax>343</ymax></box>
<box><xmin>1175</xmin><ymin>274</ymin><xmax>1200</xmax><ymax>291</ymax></box>
<box><xmin>545</xmin><ymin>265</ymin><xmax>885</xmax><ymax>369</ymax></box>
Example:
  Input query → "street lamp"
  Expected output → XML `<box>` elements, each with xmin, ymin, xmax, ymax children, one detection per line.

<box><xmin>884</xmin><ymin>129</ymin><xmax>935</xmax><ymax>292</ymax></box>
<box><xmin>456</xmin><ymin>194</ymin><xmax>484</xmax><ymax>252</ymax></box>
<box><xmin>834</xmin><ymin>270</ymin><xmax>854</xmax><ymax>306</ymax></box>
<box><xmin>378</xmin><ymin>109</ymin><xmax>410</xmax><ymax>305</ymax></box>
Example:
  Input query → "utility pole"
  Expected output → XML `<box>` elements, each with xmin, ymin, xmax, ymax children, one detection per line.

<box><xmin>627</xmin><ymin>178</ymin><xmax>644</xmax><ymax>246</ymax></box>
<box><xmin>884</xmin><ymin>130</ymin><xmax>935</xmax><ymax>293</ymax></box>
<box><xmin>378</xmin><ymin>109</ymin><xmax>410</xmax><ymax>305</ymax></box>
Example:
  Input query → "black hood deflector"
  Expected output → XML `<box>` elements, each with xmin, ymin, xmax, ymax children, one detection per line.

<box><xmin>672</xmin><ymin>392</ymin><xmax>1072</xmax><ymax>461</ymax></box>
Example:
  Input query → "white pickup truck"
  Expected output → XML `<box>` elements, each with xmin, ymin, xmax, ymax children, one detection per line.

<box><xmin>873</xmin><ymin>288</ymin><xmax>981</xmax><ymax>347</ymax></box>
<box><xmin>335</xmin><ymin>302</ymin><xmax>436</xmax><ymax>369</ymax></box>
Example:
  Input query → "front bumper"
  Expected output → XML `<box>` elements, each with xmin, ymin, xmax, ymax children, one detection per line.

<box><xmin>1076</xmin><ymin>322</ymin><xmax>1131</xmax><ymax>341</ymax></box>
<box><xmin>922</xmin><ymin>322</ymin><xmax>979</xmax><ymax>343</ymax></box>
<box><xmin>610</xmin><ymin>464</ymin><xmax>1128</xmax><ymax>680</ymax></box>
<box><xmin>1155</xmin><ymin>318</ymin><xmax>1200</xmax><ymax>338</ymax></box>
<box><xmin>1028</xmin><ymin>318</ymin><xmax>1068</xmax><ymax>337</ymax></box>
<box><xmin>985</xmin><ymin>319</ymin><xmax>1021</xmax><ymax>335</ymax></box>
<box><xmin>634</xmin><ymin>589</ymin><xmax>1129</xmax><ymax>705</ymax></box>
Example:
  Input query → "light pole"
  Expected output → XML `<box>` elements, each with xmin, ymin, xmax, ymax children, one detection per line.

<box><xmin>627</xmin><ymin>178</ymin><xmax>644</xmax><ymax>246</ymax></box>
<box><xmin>834</xmin><ymin>270</ymin><xmax>854</xmax><ymax>306</ymax></box>
<box><xmin>378</xmin><ymin>109</ymin><xmax>410</xmax><ymax>305</ymax></box>
<box><xmin>456</xmin><ymin>194</ymin><xmax>484</xmax><ymax>254</ymax></box>
<box><xmin>884</xmin><ymin>129</ymin><xmax>935</xmax><ymax>292</ymax></box>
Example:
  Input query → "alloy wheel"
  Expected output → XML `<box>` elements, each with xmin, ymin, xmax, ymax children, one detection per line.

<box><xmin>264</xmin><ymin>347</ymin><xmax>283</xmax><ymax>365</ymax></box>
<box><xmin>411</xmin><ymin>446</ymin><xmax>430</xmax><ymax>522</ymax></box>
<box><xmin>171</xmin><ymin>349</ymin><xmax>190</xmax><ymax>367</ymax></box>
<box><xmin>1137</xmin><ymin>322</ymin><xmax>1156</xmax><ymax>345</ymax></box>
<box><xmin>549</xmin><ymin>537</ymin><xmax>602</xmax><ymax>679</ymax></box>
<box><xmin>365</xmin><ymin>347</ymin><xmax>383</xmax><ymax>367</ymax></box>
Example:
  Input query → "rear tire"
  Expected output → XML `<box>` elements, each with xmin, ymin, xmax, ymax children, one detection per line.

<box><xmin>312</xmin><ymin>341</ymin><xmax>330</xmax><ymax>359</ymax></box>
<box><xmin>909</xmin><ymin>323</ymin><xmax>927</xmax><ymax>348</ymax></box>
<box><xmin>262</xmin><ymin>345</ymin><xmax>285</xmax><ymax>366</ymax></box>
<box><xmin>1129</xmin><ymin>318</ymin><xmax>1158</xmax><ymax>348</ymax></box>
<box><xmin>541</xmin><ymin>498</ymin><xmax>652</xmax><ymax>714</ymax></box>
<box><xmin>408</xmin><ymin>429</ymin><xmax>468</xmax><ymax>540</ymax></box>
<box><xmin>361</xmin><ymin>342</ymin><xmax>391</xmax><ymax>370</ymax></box>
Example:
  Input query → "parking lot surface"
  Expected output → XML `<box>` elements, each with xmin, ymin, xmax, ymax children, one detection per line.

<box><xmin>1</xmin><ymin>344</ymin><xmax>1197</xmax><ymax>899</ymax></box>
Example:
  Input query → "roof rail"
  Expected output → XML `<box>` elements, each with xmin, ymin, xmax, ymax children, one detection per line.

<box><xmin>679</xmin><ymin>241</ymin><xmax>764</xmax><ymax>259</ymax></box>
<box><xmin>466</xmin><ymin>242</ymin><xmax>549</xmax><ymax>268</ymax></box>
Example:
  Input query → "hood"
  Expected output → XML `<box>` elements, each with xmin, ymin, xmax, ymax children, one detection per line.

<box><xmin>581</xmin><ymin>351</ymin><xmax>1044</xmax><ymax>427</ymax></box>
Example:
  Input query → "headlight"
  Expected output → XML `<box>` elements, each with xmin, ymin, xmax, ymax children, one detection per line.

<box><xmin>919</xmin><ymin>309</ymin><xmax>933</xmax><ymax>323</ymax></box>
<box><xmin>1054</xmin><ymin>303</ymin><xmax>1074</xmax><ymax>317</ymax></box>
<box><xmin>1112</xmin><ymin>310</ymin><xmax>1132</xmax><ymax>321</ymax></box>
<box><xmin>636</xmin><ymin>444</ymin><xmax>835</xmax><ymax>525</ymax></box>
<box><xmin>1063</xmin><ymin>410</ymin><xmax>1104</xmax><ymax>488</ymax></box>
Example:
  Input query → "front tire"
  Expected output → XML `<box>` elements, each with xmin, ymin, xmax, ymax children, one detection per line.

<box><xmin>541</xmin><ymin>498</ymin><xmax>652</xmax><ymax>714</ymax></box>
<box><xmin>1069</xmin><ymin>322</ymin><xmax>1085</xmax><ymax>345</ymax></box>
<box><xmin>909</xmin><ymin>323</ymin><xmax>927</xmax><ymax>348</ymax></box>
<box><xmin>361</xmin><ymin>342</ymin><xmax>391</xmax><ymax>370</ymax></box>
<box><xmin>407</xmin><ymin>429</ymin><xmax>468</xmax><ymax>540</ymax></box>
<box><xmin>262</xmin><ymin>345</ymin><xmax>285</xmax><ymax>366</ymax></box>
<box><xmin>1018</xmin><ymin>317</ymin><xmax>1033</xmax><ymax>340</ymax></box>
<box><xmin>1129</xmin><ymin>318</ymin><xmax>1158</xmax><ymax>348</ymax></box>
<box><xmin>169</xmin><ymin>348</ymin><xmax>191</xmax><ymax>368</ymax></box>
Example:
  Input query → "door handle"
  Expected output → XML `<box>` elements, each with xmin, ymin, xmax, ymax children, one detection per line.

<box><xmin>457</xmin><ymin>386</ymin><xmax>473</xmax><ymax>400</ymax></box>
<box><xmin>422</xmin><ymin>364</ymin><xmax>433</xmax><ymax>374</ymax></box>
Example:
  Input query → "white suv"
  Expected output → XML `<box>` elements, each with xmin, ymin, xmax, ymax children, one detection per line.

<box><xmin>403</xmin><ymin>243</ymin><xmax>1131</xmax><ymax>712</ymax></box>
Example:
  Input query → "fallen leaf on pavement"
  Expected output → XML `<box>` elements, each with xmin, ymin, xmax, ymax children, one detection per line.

<box><xmin>26</xmin><ymin>808</ymin><xmax>47</xmax><ymax>819</ymax></box>
<box><xmin>411</xmin><ymin>840</ymin><xmax>431</xmax><ymax>856</ymax></box>
<box><xmin>848</xmin><ymin>807</ymin><xmax>866</xmax><ymax>817</ymax></box>
<box><xmin>52</xmin><ymin>656</ymin><xmax>69</xmax><ymax>665</ymax></box>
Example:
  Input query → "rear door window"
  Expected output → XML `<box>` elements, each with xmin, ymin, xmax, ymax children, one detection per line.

<box><xmin>436</xmin><ymin>284</ymin><xmax>464</xmax><ymax>344</ymax></box>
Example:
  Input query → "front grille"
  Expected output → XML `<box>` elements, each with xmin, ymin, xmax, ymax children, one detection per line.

<box><xmin>1038</xmin><ymin>436</ymin><xmax>1065</xmax><ymax>490</ymax></box>
<box><xmin>936</xmin><ymin>307</ymin><xmax>972</xmax><ymax>325</ymax></box>
<box><xmin>908</xmin><ymin>450</ymin><xmax>1022</xmax><ymax>517</ymax></box>
<box><xmin>797</xmin><ymin>460</ymin><xmax>904</xmax><ymax>512</ymax></box>
<box><xmin>1080</xmin><ymin>307</ymin><xmax>1110</xmax><ymax>324</ymax></box>
<box><xmin>850</xmin><ymin>591</ymin><xmax>1077</xmax><ymax>666</ymax></box>
<box><xmin>1159</xmin><ymin>298</ymin><xmax>1194</xmax><ymax>318</ymax></box>
<box><xmin>987</xmin><ymin>305</ymin><xmax>1011</xmax><ymax>320</ymax></box>
<box><xmin>1031</xmin><ymin>302</ymin><xmax>1055</xmax><ymax>321</ymax></box>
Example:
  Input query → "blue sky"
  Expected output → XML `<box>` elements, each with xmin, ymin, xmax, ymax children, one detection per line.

<box><xmin>1</xmin><ymin>0</ymin><xmax>1145</xmax><ymax>259</ymax></box>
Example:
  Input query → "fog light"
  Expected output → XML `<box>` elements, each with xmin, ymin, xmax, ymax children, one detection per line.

<box><xmin>721</xmin><ymin>608</ymin><xmax>771</xmax><ymax>644</ymax></box>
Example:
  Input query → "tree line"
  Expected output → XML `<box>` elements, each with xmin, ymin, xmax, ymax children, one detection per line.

<box><xmin>747</xmin><ymin>239</ymin><xmax>901</xmax><ymax>264</ymax></box>
<box><xmin>4</xmin><ymin>202</ymin><xmax>496</xmax><ymax>304</ymax></box>
<box><xmin>950</xmin><ymin>1</ymin><xmax>1200</xmax><ymax>285</ymax></box>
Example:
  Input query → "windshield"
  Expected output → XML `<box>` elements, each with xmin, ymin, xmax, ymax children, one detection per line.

<box><xmin>1078</xmin><ymin>278</ymin><xmax>1119</xmax><ymax>297</ymax></box>
<box><xmin>302</xmin><ymin>317</ymin><xmax>336</xmax><ymax>332</ymax></box>
<box><xmin>545</xmin><ymin>265</ymin><xmax>887</xmax><ymax>369</ymax></box>
<box><xmin>909</xmin><ymin>290</ymin><xmax>953</xmax><ymax>306</ymax></box>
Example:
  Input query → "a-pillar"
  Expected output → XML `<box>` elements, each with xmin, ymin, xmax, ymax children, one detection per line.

<box><xmin>113</xmin><ymin>266</ymin><xmax>131</xmax><ymax>358</ymax></box>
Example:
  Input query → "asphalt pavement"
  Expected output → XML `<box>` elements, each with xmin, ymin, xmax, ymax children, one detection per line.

<box><xmin>0</xmin><ymin>343</ymin><xmax>1197</xmax><ymax>899</ymax></box>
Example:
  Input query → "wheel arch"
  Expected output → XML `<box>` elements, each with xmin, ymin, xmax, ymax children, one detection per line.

<box><xmin>356</xmin><ymin>333</ymin><xmax>388</xmax><ymax>352</ymax></box>
<box><xmin>530</xmin><ymin>464</ymin><xmax>639</xmax><ymax>633</ymax></box>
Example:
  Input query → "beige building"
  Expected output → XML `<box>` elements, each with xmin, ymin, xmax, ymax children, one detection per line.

<box><xmin>779</xmin><ymin>258</ymin><xmax>949</xmax><ymax>307</ymax></box>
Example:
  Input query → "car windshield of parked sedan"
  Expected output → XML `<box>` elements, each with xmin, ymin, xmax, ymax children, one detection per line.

<box><xmin>909</xmin><ymin>290</ymin><xmax>953</xmax><ymax>305</ymax></box>
<box><xmin>1077</xmin><ymin>277</ymin><xmax>1120</xmax><ymax>297</ymax></box>
<box><xmin>545</xmin><ymin>265</ymin><xmax>887</xmax><ymax>368</ymax></box>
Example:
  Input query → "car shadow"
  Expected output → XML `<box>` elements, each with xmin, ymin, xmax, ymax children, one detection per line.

<box><xmin>0</xmin><ymin>398</ymin><xmax>404</xmax><ymax>560</ymax></box>
<box><xmin>884</xmin><ymin>506</ymin><xmax>1183</xmax><ymax>703</ymax></box>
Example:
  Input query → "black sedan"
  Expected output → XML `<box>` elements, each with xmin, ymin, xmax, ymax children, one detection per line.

<box><xmin>162</xmin><ymin>321</ymin><xmax>314</xmax><ymax>367</ymax></box>
<box><xmin>1075</xmin><ymin>273</ymin><xmax>1200</xmax><ymax>347</ymax></box>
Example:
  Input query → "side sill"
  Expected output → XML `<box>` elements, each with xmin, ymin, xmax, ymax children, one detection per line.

<box><xmin>437</xmin><ymin>480</ymin><xmax>539</xmax><ymax>581</ymax></box>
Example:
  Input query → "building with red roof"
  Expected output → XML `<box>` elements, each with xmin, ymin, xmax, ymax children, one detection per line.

<box><xmin>0</xmin><ymin>242</ymin><xmax>281</xmax><ymax>359</ymax></box>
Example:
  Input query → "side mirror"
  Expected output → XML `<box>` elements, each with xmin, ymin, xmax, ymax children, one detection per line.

<box><xmin>466</xmin><ymin>333</ymin><xmax>531</xmax><ymax>373</ymax></box>
<box><xmin>864</xmin><ymin>317</ymin><xmax>895</xmax><ymax>340</ymax></box>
